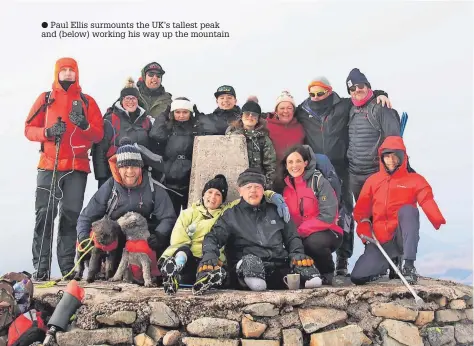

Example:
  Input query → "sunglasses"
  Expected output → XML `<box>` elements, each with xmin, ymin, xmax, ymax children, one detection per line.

<box><xmin>146</xmin><ymin>72</ymin><xmax>162</xmax><ymax>78</ymax></box>
<box><xmin>349</xmin><ymin>84</ymin><xmax>366</xmax><ymax>92</ymax></box>
<box><xmin>309</xmin><ymin>91</ymin><xmax>327</xmax><ymax>98</ymax></box>
<box><xmin>123</xmin><ymin>96</ymin><xmax>137</xmax><ymax>102</ymax></box>
<box><xmin>242</xmin><ymin>111</ymin><xmax>259</xmax><ymax>118</ymax></box>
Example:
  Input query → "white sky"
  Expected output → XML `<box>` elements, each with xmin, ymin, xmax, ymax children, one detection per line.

<box><xmin>0</xmin><ymin>0</ymin><xmax>472</xmax><ymax>279</ymax></box>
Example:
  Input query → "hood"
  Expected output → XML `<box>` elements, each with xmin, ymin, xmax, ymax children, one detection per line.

<box><xmin>302</xmin><ymin>145</ymin><xmax>317</xmax><ymax>181</ymax></box>
<box><xmin>53</xmin><ymin>57</ymin><xmax>81</xmax><ymax>92</ymax></box>
<box><xmin>378</xmin><ymin>136</ymin><xmax>407</xmax><ymax>176</ymax></box>
<box><xmin>108</xmin><ymin>155</ymin><xmax>143</xmax><ymax>186</ymax></box>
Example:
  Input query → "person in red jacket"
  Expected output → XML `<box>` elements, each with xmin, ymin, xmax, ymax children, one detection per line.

<box><xmin>24</xmin><ymin>57</ymin><xmax>104</xmax><ymax>280</ymax></box>
<box><xmin>279</xmin><ymin>145</ymin><xmax>343</xmax><ymax>285</ymax></box>
<box><xmin>351</xmin><ymin>136</ymin><xmax>446</xmax><ymax>285</ymax></box>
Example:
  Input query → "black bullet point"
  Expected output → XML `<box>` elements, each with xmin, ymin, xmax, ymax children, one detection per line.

<box><xmin>42</xmin><ymin>22</ymin><xmax>48</xmax><ymax>28</ymax></box>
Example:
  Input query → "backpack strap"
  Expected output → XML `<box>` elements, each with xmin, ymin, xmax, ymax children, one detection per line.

<box><xmin>310</xmin><ymin>169</ymin><xmax>323</xmax><ymax>194</ymax></box>
<box><xmin>105</xmin><ymin>184</ymin><xmax>118</xmax><ymax>216</ymax></box>
<box><xmin>26</xmin><ymin>92</ymin><xmax>54</xmax><ymax>125</ymax></box>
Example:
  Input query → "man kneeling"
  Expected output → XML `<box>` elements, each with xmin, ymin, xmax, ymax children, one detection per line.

<box><xmin>351</xmin><ymin>136</ymin><xmax>446</xmax><ymax>285</ymax></box>
<box><xmin>197</xmin><ymin>168</ymin><xmax>322</xmax><ymax>292</ymax></box>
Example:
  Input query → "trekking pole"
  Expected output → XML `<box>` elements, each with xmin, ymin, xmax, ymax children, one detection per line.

<box><xmin>37</xmin><ymin>117</ymin><xmax>63</xmax><ymax>282</ymax></box>
<box><xmin>360</xmin><ymin>233</ymin><xmax>424</xmax><ymax>306</ymax></box>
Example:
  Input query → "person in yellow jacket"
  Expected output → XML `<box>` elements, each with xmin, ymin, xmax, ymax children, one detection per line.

<box><xmin>159</xmin><ymin>174</ymin><xmax>290</xmax><ymax>294</ymax></box>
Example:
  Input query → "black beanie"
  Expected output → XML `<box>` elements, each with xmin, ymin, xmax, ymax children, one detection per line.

<box><xmin>237</xmin><ymin>167</ymin><xmax>266</xmax><ymax>188</ymax></box>
<box><xmin>202</xmin><ymin>174</ymin><xmax>228</xmax><ymax>202</ymax></box>
<box><xmin>241</xmin><ymin>100</ymin><xmax>261</xmax><ymax>115</ymax></box>
<box><xmin>120</xmin><ymin>77</ymin><xmax>140</xmax><ymax>100</ymax></box>
<box><xmin>346</xmin><ymin>68</ymin><xmax>371</xmax><ymax>94</ymax></box>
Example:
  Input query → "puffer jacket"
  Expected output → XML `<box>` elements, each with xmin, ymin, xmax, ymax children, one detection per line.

<box><xmin>149</xmin><ymin>113</ymin><xmax>198</xmax><ymax>190</ymax></box>
<box><xmin>91</xmin><ymin>101</ymin><xmax>153</xmax><ymax>181</ymax></box>
<box><xmin>266</xmin><ymin>112</ymin><xmax>305</xmax><ymax>162</ymax></box>
<box><xmin>227</xmin><ymin>122</ymin><xmax>277</xmax><ymax>188</ymax></box>
<box><xmin>24</xmin><ymin>57</ymin><xmax>104</xmax><ymax>173</ymax></box>
<box><xmin>354</xmin><ymin>136</ymin><xmax>446</xmax><ymax>244</ymax></box>
<box><xmin>196</xmin><ymin>106</ymin><xmax>241</xmax><ymax>135</ymax></box>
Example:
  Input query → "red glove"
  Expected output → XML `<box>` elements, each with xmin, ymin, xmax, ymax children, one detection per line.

<box><xmin>356</xmin><ymin>222</ymin><xmax>372</xmax><ymax>243</ymax></box>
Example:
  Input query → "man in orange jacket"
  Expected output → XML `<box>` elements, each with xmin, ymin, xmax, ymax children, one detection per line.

<box><xmin>25</xmin><ymin>57</ymin><xmax>104</xmax><ymax>280</ymax></box>
<box><xmin>351</xmin><ymin>136</ymin><xmax>446</xmax><ymax>285</ymax></box>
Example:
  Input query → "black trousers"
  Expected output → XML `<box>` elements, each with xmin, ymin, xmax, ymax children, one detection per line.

<box><xmin>171</xmin><ymin>246</ymin><xmax>199</xmax><ymax>285</ymax></box>
<box><xmin>335</xmin><ymin>167</ymin><xmax>355</xmax><ymax>260</ymax></box>
<box><xmin>167</xmin><ymin>187</ymin><xmax>189</xmax><ymax>216</ymax></box>
<box><xmin>32</xmin><ymin>169</ymin><xmax>87</xmax><ymax>275</ymax></box>
<box><xmin>303</xmin><ymin>230</ymin><xmax>343</xmax><ymax>275</ymax></box>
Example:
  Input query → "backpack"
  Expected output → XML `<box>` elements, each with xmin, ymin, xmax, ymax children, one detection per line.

<box><xmin>312</xmin><ymin>153</ymin><xmax>342</xmax><ymax>203</ymax></box>
<box><xmin>7</xmin><ymin>310</ymin><xmax>46</xmax><ymax>346</ymax></box>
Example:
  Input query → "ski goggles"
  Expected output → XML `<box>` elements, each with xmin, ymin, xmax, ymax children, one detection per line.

<box><xmin>349</xmin><ymin>84</ymin><xmax>367</xmax><ymax>92</ymax></box>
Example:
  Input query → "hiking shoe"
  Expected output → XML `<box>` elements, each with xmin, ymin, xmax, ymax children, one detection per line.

<box><xmin>161</xmin><ymin>257</ymin><xmax>180</xmax><ymax>295</ymax></box>
<box><xmin>32</xmin><ymin>271</ymin><xmax>49</xmax><ymax>282</ymax></box>
<box><xmin>336</xmin><ymin>258</ymin><xmax>349</xmax><ymax>276</ymax></box>
<box><xmin>192</xmin><ymin>267</ymin><xmax>226</xmax><ymax>296</ymax></box>
<box><xmin>321</xmin><ymin>273</ymin><xmax>334</xmax><ymax>286</ymax></box>
<box><xmin>61</xmin><ymin>269</ymin><xmax>75</xmax><ymax>281</ymax></box>
<box><xmin>389</xmin><ymin>257</ymin><xmax>402</xmax><ymax>280</ymax></box>
<box><xmin>402</xmin><ymin>265</ymin><xmax>418</xmax><ymax>285</ymax></box>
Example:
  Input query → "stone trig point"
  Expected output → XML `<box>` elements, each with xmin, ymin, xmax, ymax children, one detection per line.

<box><xmin>32</xmin><ymin>277</ymin><xmax>473</xmax><ymax>346</ymax></box>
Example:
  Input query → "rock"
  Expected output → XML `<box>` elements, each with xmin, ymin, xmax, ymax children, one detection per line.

<box><xmin>134</xmin><ymin>333</ymin><xmax>155</xmax><ymax>346</ymax></box>
<box><xmin>448</xmin><ymin>299</ymin><xmax>466</xmax><ymax>310</ymax></box>
<box><xmin>455</xmin><ymin>323</ymin><xmax>473</xmax><ymax>344</ymax></box>
<box><xmin>243</xmin><ymin>303</ymin><xmax>279</xmax><ymax>317</ymax></box>
<box><xmin>425</xmin><ymin>326</ymin><xmax>455</xmax><ymax>346</ymax></box>
<box><xmin>241</xmin><ymin>340</ymin><xmax>280</xmax><ymax>346</ymax></box>
<box><xmin>277</xmin><ymin>311</ymin><xmax>301</xmax><ymax>328</ymax></box>
<box><xmin>187</xmin><ymin>317</ymin><xmax>240</xmax><ymax>338</ymax></box>
<box><xmin>149</xmin><ymin>302</ymin><xmax>180</xmax><ymax>327</ymax></box>
<box><xmin>262</xmin><ymin>319</ymin><xmax>282</xmax><ymax>340</ymax></box>
<box><xmin>305</xmin><ymin>293</ymin><xmax>348</xmax><ymax>310</ymax></box>
<box><xmin>242</xmin><ymin>315</ymin><xmax>267</xmax><ymax>338</ymax></box>
<box><xmin>95</xmin><ymin>310</ymin><xmax>137</xmax><ymax>325</ymax></box>
<box><xmin>467</xmin><ymin>297</ymin><xmax>473</xmax><ymax>308</ymax></box>
<box><xmin>347</xmin><ymin>302</ymin><xmax>371</xmax><ymax>320</ymax></box>
<box><xmin>309</xmin><ymin>324</ymin><xmax>372</xmax><ymax>346</ymax></box>
<box><xmin>371</xmin><ymin>302</ymin><xmax>418</xmax><ymax>321</ymax></box>
<box><xmin>381</xmin><ymin>335</ymin><xmax>405</xmax><ymax>345</ymax></box>
<box><xmin>163</xmin><ymin>330</ymin><xmax>181</xmax><ymax>345</ymax></box>
<box><xmin>146</xmin><ymin>325</ymin><xmax>168</xmax><ymax>343</ymax></box>
<box><xmin>226</xmin><ymin>310</ymin><xmax>243</xmax><ymax>321</ymax></box>
<box><xmin>298</xmin><ymin>307</ymin><xmax>348</xmax><ymax>333</ymax></box>
<box><xmin>359</xmin><ymin>316</ymin><xmax>383</xmax><ymax>333</ymax></box>
<box><xmin>378</xmin><ymin>319</ymin><xmax>423</xmax><ymax>346</ymax></box>
<box><xmin>465</xmin><ymin>308</ymin><xmax>473</xmax><ymax>321</ymax></box>
<box><xmin>282</xmin><ymin>328</ymin><xmax>303</xmax><ymax>346</ymax></box>
<box><xmin>181</xmin><ymin>337</ymin><xmax>239</xmax><ymax>346</ymax></box>
<box><xmin>414</xmin><ymin>311</ymin><xmax>435</xmax><ymax>326</ymax></box>
<box><xmin>436</xmin><ymin>296</ymin><xmax>448</xmax><ymax>307</ymax></box>
<box><xmin>56</xmin><ymin>328</ymin><xmax>133</xmax><ymax>346</ymax></box>
<box><xmin>435</xmin><ymin>309</ymin><xmax>465</xmax><ymax>323</ymax></box>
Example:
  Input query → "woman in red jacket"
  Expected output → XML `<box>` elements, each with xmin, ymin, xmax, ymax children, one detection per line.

<box><xmin>279</xmin><ymin>145</ymin><xmax>343</xmax><ymax>285</ymax></box>
<box><xmin>351</xmin><ymin>136</ymin><xmax>446</xmax><ymax>285</ymax></box>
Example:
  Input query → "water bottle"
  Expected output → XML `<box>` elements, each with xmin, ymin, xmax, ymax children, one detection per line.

<box><xmin>13</xmin><ymin>279</ymin><xmax>30</xmax><ymax>313</ymax></box>
<box><xmin>175</xmin><ymin>251</ymin><xmax>188</xmax><ymax>270</ymax></box>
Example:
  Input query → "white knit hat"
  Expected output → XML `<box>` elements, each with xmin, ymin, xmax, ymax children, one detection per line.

<box><xmin>170</xmin><ymin>97</ymin><xmax>194</xmax><ymax>112</ymax></box>
<box><xmin>275</xmin><ymin>90</ymin><xmax>296</xmax><ymax>108</ymax></box>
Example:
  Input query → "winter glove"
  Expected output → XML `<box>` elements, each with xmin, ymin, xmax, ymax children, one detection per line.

<box><xmin>69</xmin><ymin>106</ymin><xmax>89</xmax><ymax>130</ymax></box>
<box><xmin>196</xmin><ymin>258</ymin><xmax>222</xmax><ymax>281</ymax></box>
<box><xmin>268</xmin><ymin>193</ymin><xmax>290</xmax><ymax>223</ymax></box>
<box><xmin>290</xmin><ymin>254</ymin><xmax>315</xmax><ymax>268</ymax></box>
<box><xmin>45</xmin><ymin>120</ymin><xmax>66</xmax><ymax>138</ymax></box>
<box><xmin>147</xmin><ymin>232</ymin><xmax>168</xmax><ymax>251</ymax></box>
<box><xmin>193</xmin><ymin>104</ymin><xmax>204</xmax><ymax>117</ymax></box>
<box><xmin>186</xmin><ymin>223</ymin><xmax>197</xmax><ymax>237</ymax></box>
<box><xmin>163</xmin><ymin>104</ymin><xmax>171</xmax><ymax>119</ymax></box>
<box><xmin>356</xmin><ymin>221</ymin><xmax>372</xmax><ymax>243</ymax></box>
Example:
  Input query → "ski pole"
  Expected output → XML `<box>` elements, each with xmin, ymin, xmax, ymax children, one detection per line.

<box><xmin>360</xmin><ymin>233</ymin><xmax>424</xmax><ymax>306</ymax></box>
<box><xmin>400</xmin><ymin>112</ymin><xmax>408</xmax><ymax>137</ymax></box>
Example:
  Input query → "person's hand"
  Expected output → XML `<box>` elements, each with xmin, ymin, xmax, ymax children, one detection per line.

<box><xmin>45</xmin><ymin>120</ymin><xmax>66</xmax><ymax>138</ymax></box>
<box><xmin>193</xmin><ymin>104</ymin><xmax>204</xmax><ymax>117</ymax></box>
<box><xmin>186</xmin><ymin>223</ymin><xmax>197</xmax><ymax>237</ymax></box>
<box><xmin>290</xmin><ymin>254</ymin><xmax>314</xmax><ymax>268</ymax></box>
<box><xmin>69</xmin><ymin>107</ymin><xmax>89</xmax><ymax>130</ymax></box>
<box><xmin>376</xmin><ymin>95</ymin><xmax>392</xmax><ymax>109</ymax></box>
<box><xmin>268</xmin><ymin>193</ymin><xmax>290</xmax><ymax>223</ymax></box>
<box><xmin>356</xmin><ymin>222</ymin><xmax>372</xmax><ymax>243</ymax></box>
<box><xmin>196</xmin><ymin>258</ymin><xmax>220</xmax><ymax>280</ymax></box>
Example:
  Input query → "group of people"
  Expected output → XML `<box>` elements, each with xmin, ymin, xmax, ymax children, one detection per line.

<box><xmin>23</xmin><ymin>57</ymin><xmax>446</xmax><ymax>293</ymax></box>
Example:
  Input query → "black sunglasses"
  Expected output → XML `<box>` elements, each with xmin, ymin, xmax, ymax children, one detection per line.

<box><xmin>147</xmin><ymin>72</ymin><xmax>162</xmax><ymax>78</ymax></box>
<box><xmin>309</xmin><ymin>91</ymin><xmax>327</xmax><ymax>97</ymax></box>
<box><xmin>349</xmin><ymin>84</ymin><xmax>366</xmax><ymax>92</ymax></box>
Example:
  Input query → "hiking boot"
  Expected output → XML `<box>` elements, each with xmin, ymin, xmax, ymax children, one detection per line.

<box><xmin>161</xmin><ymin>257</ymin><xmax>180</xmax><ymax>295</ymax></box>
<box><xmin>389</xmin><ymin>257</ymin><xmax>402</xmax><ymax>280</ymax></box>
<box><xmin>402</xmin><ymin>265</ymin><xmax>418</xmax><ymax>285</ymax></box>
<box><xmin>321</xmin><ymin>273</ymin><xmax>334</xmax><ymax>286</ymax></box>
<box><xmin>336</xmin><ymin>258</ymin><xmax>349</xmax><ymax>276</ymax></box>
<box><xmin>192</xmin><ymin>267</ymin><xmax>226</xmax><ymax>296</ymax></box>
<box><xmin>61</xmin><ymin>269</ymin><xmax>75</xmax><ymax>281</ymax></box>
<box><xmin>32</xmin><ymin>271</ymin><xmax>49</xmax><ymax>282</ymax></box>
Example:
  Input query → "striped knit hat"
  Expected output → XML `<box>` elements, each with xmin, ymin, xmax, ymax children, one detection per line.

<box><xmin>116</xmin><ymin>138</ymin><xmax>143</xmax><ymax>168</ymax></box>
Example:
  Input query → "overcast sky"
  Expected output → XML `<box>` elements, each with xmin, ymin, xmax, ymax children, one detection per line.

<box><xmin>1</xmin><ymin>1</ymin><xmax>472</xmax><ymax>281</ymax></box>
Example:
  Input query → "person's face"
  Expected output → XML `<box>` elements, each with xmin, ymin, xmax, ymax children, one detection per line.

<box><xmin>239</xmin><ymin>183</ymin><xmax>264</xmax><ymax>206</ymax></box>
<box><xmin>122</xmin><ymin>96</ymin><xmax>138</xmax><ymax>112</ymax></box>
<box><xmin>174</xmin><ymin>109</ymin><xmax>191</xmax><ymax>122</ymax></box>
<box><xmin>349</xmin><ymin>83</ymin><xmax>369</xmax><ymax>101</ymax></box>
<box><xmin>276</xmin><ymin>101</ymin><xmax>295</xmax><ymax>124</ymax></box>
<box><xmin>242</xmin><ymin>112</ymin><xmax>258</xmax><ymax>129</ymax></box>
<box><xmin>309</xmin><ymin>86</ymin><xmax>330</xmax><ymax>102</ymax></box>
<box><xmin>118</xmin><ymin>166</ymin><xmax>141</xmax><ymax>187</ymax></box>
<box><xmin>145</xmin><ymin>71</ymin><xmax>162</xmax><ymax>89</ymax></box>
<box><xmin>216</xmin><ymin>94</ymin><xmax>237</xmax><ymax>110</ymax></box>
<box><xmin>383</xmin><ymin>153</ymin><xmax>400</xmax><ymax>172</ymax></box>
<box><xmin>286</xmin><ymin>151</ymin><xmax>308</xmax><ymax>178</ymax></box>
<box><xmin>203</xmin><ymin>188</ymin><xmax>223</xmax><ymax>210</ymax></box>
<box><xmin>58</xmin><ymin>67</ymin><xmax>76</xmax><ymax>82</ymax></box>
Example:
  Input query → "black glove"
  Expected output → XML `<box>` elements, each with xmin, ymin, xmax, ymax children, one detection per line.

<box><xmin>69</xmin><ymin>105</ymin><xmax>89</xmax><ymax>130</ymax></box>
<box><xmin>45</xmin><ymin>120</ymin><xmax>66</xmax><ymax>138</ymax></box>
<box><xmin>290</xmin><ymin>254</ymin><xmax>315</xmax><ymax>268</ymax></box>
<box><xmin>196</xmin><ymin>258</ymin><xmax>220</xmax><ymax>280</ymax></box>
<box><xmin>193</xmin><ymin>105</ymin><xmax>204</xmax><ymax>117</ymax></box>
<box><xmin>148</xmin><ymin>232</ymin><xmax>168</xmax><ymax>251</ymax></box>
<box><xmin>373</xmin><ymin>89</ymin><xmax>388</xmax><ymax>98</ymax></box>
<box><xmin>98</xmin><ymin>178</ymin><xmax>108</xmax><ymax>189</ymax></box>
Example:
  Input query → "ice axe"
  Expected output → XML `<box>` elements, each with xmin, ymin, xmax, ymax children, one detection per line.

<box><xmin>360</xmin><ymin>233</ymin><xmax>424</xmax><ymax>306</ymax></box>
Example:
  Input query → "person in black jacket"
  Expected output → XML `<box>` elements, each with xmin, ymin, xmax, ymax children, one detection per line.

<box><xmin>195</xmin><ymin>168</ymin><xmax>322</xmax><ymax>294</ymax></box>
<box><xmin>195</xmin><ymin>85</ymin><xmax>242</xmax><ymax>135</ymax></box>
<box><xmin>92</xmin><ymin>77</ymin><xmax>155</xmax><ymax>189</ymax></box>
<box><xmin>149</xmin><ymin>97</ymin><xmax>198</xmax><ymax>215</ymax></box>
<box><xmin>77</xmin><ymin>142</ymin><xmax>176</xmax><ymax>262</ymax></box>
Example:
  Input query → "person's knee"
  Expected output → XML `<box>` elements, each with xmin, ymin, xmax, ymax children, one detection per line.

<box><xmin>398</xmin><ymin>205</ymin><xmax>419</xmax><ymax>220</ymax></box>
<box><xmin>350</xmin><ymin>274</ymin><xmax>369</xmax><ymax>285</ymax></box>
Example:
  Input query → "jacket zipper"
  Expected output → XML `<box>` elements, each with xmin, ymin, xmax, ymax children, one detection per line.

<box><xmin>384</xmin><ymin>177</ymin><xmax>391</xmax><ymax>235</ymax></box>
